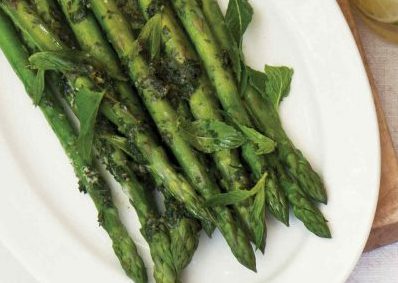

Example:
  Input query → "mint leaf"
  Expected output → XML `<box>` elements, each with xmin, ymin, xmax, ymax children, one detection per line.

<box><xmin>225</xmin><ymin>0</ymin><xmax>253</xmax><ymax>49</ymax></box>
<box><xmin>181</xmin><ymin>119</ymin><xmax>246</xmax><ymax>153</ymax></box>
<box><xmin>100</xmin><ymin>133</ymin><xmax>147</xmax><ymax>164</ymax></box>
<box><xmin>149</xmin><ymin>15</ymin><xmax>162</xmax><ymax>60</ymax></box>
<box><xmin>29</xmin><ymin>50</ymin><xmax>126</xmax><ymax>81</ymax></box>
<box><xmin>29</xmin><ymin>51</ymin><xmax>81</xmax><ymax>73</ymax></box>
<box><xmin>101</xmin><ymin>134</ymin><xmax>134</xmax><ymax>158</ymax></box>
<box><xmin>32</xmin><ymin>69</ymin><xmax>45</xmax><ymax>105</ymax></box>
<box><xmin>76</xmin><ymin>88</ymin><xmax>105</xmax><ymax>163</ymax></box>
<box><xmin>251</xmin><ymin>180</ymin><xmax>266</xmax><ymax>249</ymax></box>
<box><xmin>206</xmin><ymin>172</ymin><xmax>267</xmax><ymax>207</ymax></box>
<box><xmin>237</xmin><ymin>124</ymin><xmax>276</xmax><ymax>155</ymax></box>
<box><xmin>136</xmin><ymin>13</ymin><xmax>162</xmax><ymax>60</ymax></box>
<box><xmin>264</xmin><ymin>65</ymin><xmax>294</xmax><ymax>109</ymax></box>
<box><xmin>225</xmin><ymin>0</ymin><xmax>253</xmax><ymax>85</ymax></box>
<box><xmin>247</xmin><ymin>67</ymin><xmax>266</xmax><ymax>95</ymax></box>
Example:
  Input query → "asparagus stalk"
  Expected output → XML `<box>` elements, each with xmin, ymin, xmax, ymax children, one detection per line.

<box><xmin>134</xmin><ymin>0</ymin><xmax>262</xmax><ymax>249</ymax></box>
<box><xmin>195</xmin><ymin>0</ymin><xmax>330</xmax><ymax>235</ymax></box>
<box><xmin>1</xmin><ymin>0</ymin><xmax>213</xmax><ymax>226</ymax></box>
<box><xmin>195</xmin><ymin>0</ymin><xmax>327</xmax><ymax>204</ymax></box>
<box><xmin>269</xmin><ymin>155</ymin><xmax>331</xmax><ymax>238</ymax></box>
<box><xmin>133</xmin><ymin>155</ymin><xmax>201</xmax><ymax>274</ymax></box>
<box><xmin>49</xmin><ymin>0</ymin><xmax>201</xmax><ymax>276</ymax></box>
<box><xmin>0</xmin><ymin>11</ymin><xmax>148</xmax><ymax>282</ymax></box>
<box><xmin>32</xmin><ymin>0</ymin><xmax>76</xmax><ymax>46</ymax></box>
<box><xmin>53</xmin><ymin>0</ymin><xmax>148</xmax><ymax>121</ymax></box>
<box><xmin>95</xmin><ymin>136</ymin><xmax>179</xmax><ymax>282</ymax></box>
<box><xmin>245</xmin><ymin>87</ymin><xmax>328</xmax><ymax>203</ymax></box>
<box><xmin>63</xmin><ymin>70</ymin><xmax>197</xmax><ymax>279</ymax></box>
<box><xmin>125</xmin><ymin>149</ymin><xmax>201</xmax><ymax>275</ymax></box>
<box><xmin>51</xmin><ymin>72</ymin><xmax>179</xmax><ymax>282</ymax></box>
<box><xmin>163</xmin><ymin>196</ymin><xmax>200</xmax><ymax>273</ymax></box>
<box><xmin>168</xmin><ymin>0</ymin><xmax>289</xmax><ymax>225</ymax></box>
<box><xmin>170</xmin><ymin>0</ymin><xmax>250</xmax><ymax>125</ymax></box>
<box><xmin>244</xmin><ymin>89</ymin><xmax>331</xmax><ymax>237</ymax></box>
<box><xmin>87</xmin><ymin>0</ymin><xmax>256</xmax><ymax>270</ymax></box>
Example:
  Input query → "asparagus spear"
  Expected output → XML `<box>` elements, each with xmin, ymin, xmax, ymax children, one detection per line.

<box><xmin>195</xmin><ymin>0</ymin><xmax>327</xmax><ymax>204</ymax></box>
<box><xmin>134</xmin><ymin>0</ymin><xmax>262</xmax><ymax>249</ymax></box>
<box><xmin>244</xmin><ymin>88</ymin><xmax>331</xmax><ymax>237</ymax></box>
<box><xmin>1</xmin><ymin>0</ymin><xmax>213</xmax><ymax>225</ymax></box>
<box><xmin>44</xmin><ymin>0</ymin><xmax>200</xmax><ymax>276</ymax></box>
<box><xmin>123</xmin><ymin>145</ymin><xmax>201</xmax><ymax>275</ymax></box>
<box><xmin>0</xmin><ymin>11</ymin><xmax>148</xmax><ymax>282</ymax></box>
<box><xmin>195</xmin><ymin>0</ymin><xmax>330</xmax><ymax>234</ymax></box>
<box><xmin>163</xmin><ymin>196</ymin><xmax>200</xmax><ymax>273</ymax></box>
<box><xmin>269</xmin><ymin>155</ymin><xmax>331</xmax><ymax>238</ymax></box>
<box><xmin>85</xmin><ymin>90</ymin><xmax>199</xmax><ymax>278</ymax></box>
<box><xmin>52</xmin><ymin>0</ymin><xmax>148</xmax><ymax>121</ymax></box>
<box><xmin>170</xmin><ymin>0</ymin><xmax>250</xmax><ymax>125</ymax></box>
<box><xmin>95</xmin><ymin>136</ymin><xmax>179</xmax><ymax>283</ymax></box>
<box><xmin>169</xmin><ymin>0</ymin><xmax>289</xmax><ymax>225</ymax></box>
<box><xmin>245</xmin><ymin>87</ymin><xmax>327</xmax><ymax>203</ymax></box>
<box><xmin>87</xmin><ymin>0</ymin><xmax>256</xmax><ymax>270</ymax></box>
<box><xmin>31</xmin><ymin>0</ymin><xmax>76</xmax><ymax>46</ymax></box>
<box><xmin>97</xmin><ymin>129</ymin><xmax>201</xmax><ymax>275</ymax></box>
<box><xmin>16</xmin><ymin>0</ymin><xmax>199</xmax><ymax>276</ymax></box>
<box><xmin>51</xmin><ymin>73</ymin><xmax>179</xmax><ymax>282</ymax></box>
<box><xmin>4</xmin><ymin>0</ymin><xmax>255</xmax><ymax>271</ymax></box>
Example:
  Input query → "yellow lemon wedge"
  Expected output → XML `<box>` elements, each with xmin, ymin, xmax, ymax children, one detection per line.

<box><xmin>352</xmin><ymin>0</ymin><xmax>398</xmax><ymax>24</ymax></box>
<box><xmin>358</xmin><ymin>11</ymin><xmax>398</xmax><ymax>43</ymax></box>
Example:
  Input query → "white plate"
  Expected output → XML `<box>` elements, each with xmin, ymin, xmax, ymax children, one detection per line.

<box><xmin>0</xmin><ymin>0</ymin><xmax>380</xmax><ymax>282</ymax></box>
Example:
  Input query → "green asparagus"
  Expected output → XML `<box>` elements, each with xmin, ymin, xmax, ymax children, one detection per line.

<box><xmin>164</xmin><ymin>196</ymin><xmax>200</xmax><ymax>273</ymax></box>
<box><xmin>194</xmin><ymin>0</ymin><xmax>330</xmax><ymax>234</ymax></box>
<box><xmin>57</xmin><ymin>75</ymin><xmax>178</xmax><ymax>282</ymax></box>
<box><xmin>1</xmin><ymin>0</ymin><xmax>213</xmax><ymax>225</ymax></box>
<box><xmin>32</xmin><ymin>0</ymin><xmax>76</xmax><ymax>46</ymax></box>
<box><xmin>0</xmin><ymin>11</ymin><xmax>148</xmax><ymax>282</ymax></box>
<box><xmin>0</xmin><ymin>0</ymin><xmax>334</xmax><ymax>280</ymax></box>
<box><xmin>245</xmin><ymin>86</ymin><xmax>328</xmax><ymax>203</ymax></box>
<box><xmin>170</xmin><ymin>0</ymin><xmax>289</xmax><ymax>226</ymax></box>
<box><xmin>269</xmin><ymin>155</ymin><xmax>331</xmax><ymax>238</ymax></box>
<box><xmin>134</xmin><ymin>0</ymin><xmax>264</xmax><ymax>249</ymax></box>
<box><xmin>54</xmin><ymin>0</ymin><xmax>148</xmax><ymax>120</ymax></box>
<box><xmin>244</xmin><ymin>88</ymin><xmax>331</xmax><ymax>237</ymax></box>
<box><xmin>47</xmin><ymin>0</ymin><xmax>202</xmax><ymax>276</ymax></box>
<box><xmin>88</xmin><ymin>0</ymin><xmax>256</xmax><ymax>270</ymax></box>
<box><xmin>197</xmin><ymin>0</ymin><xmax>327</xmax><ymax>204</ymax></box>
<box><xmin>95</xmin><ymin>135</ymin><xmax>179</xmax><ymax>282</ymax></box>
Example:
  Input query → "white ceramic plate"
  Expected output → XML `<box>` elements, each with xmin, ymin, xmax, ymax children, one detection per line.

<box><xmin>0</xmin><ymin>0</ymin><xmax>380</xmax><ymax>282</ymax></box>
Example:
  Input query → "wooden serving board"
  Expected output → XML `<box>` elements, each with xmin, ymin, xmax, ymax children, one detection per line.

<box><xmin>338</xmin><ymin>0</ymin><xmax>398</xmax><ymax>251</ymax></box>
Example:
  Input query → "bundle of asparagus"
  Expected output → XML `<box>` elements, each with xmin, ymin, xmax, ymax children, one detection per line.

<box><xmin>0</xmin><ymin>0</ymin><xmax>331</xmax><ymax>282</ymax></box>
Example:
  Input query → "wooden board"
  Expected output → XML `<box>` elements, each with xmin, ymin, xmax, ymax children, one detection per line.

<box><xmin>337</xmin><ymin>0</ymin><xmax>398</xmax><ymax>251</ymax></box>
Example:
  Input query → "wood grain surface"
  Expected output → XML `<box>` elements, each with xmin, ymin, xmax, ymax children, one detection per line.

<box><xmin>337</xmin><ymin>0</ymin><xmax>398</xmax><ymax>251</ymax></box>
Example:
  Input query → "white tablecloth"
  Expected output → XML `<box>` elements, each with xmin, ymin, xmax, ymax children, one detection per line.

<box><xmin>346</xmin><ymin>11</ymin><xmax>398</xmax><ymax>283</ymax></box>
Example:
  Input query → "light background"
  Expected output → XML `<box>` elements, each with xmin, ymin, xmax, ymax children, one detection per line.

<box><xmin>347</xmin><ymin>9</ymin><xmax>398</xmax><ymax>283</ymax></box>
